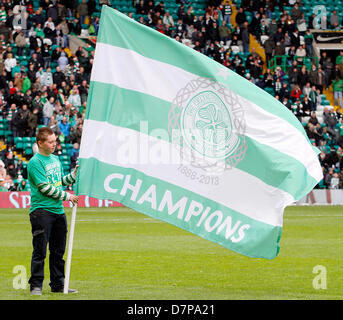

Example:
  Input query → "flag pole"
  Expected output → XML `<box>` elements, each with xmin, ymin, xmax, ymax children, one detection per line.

<box><xmin>64</xmin><ymin>203</ymin><xmax>77</xmax><ymax>294</ymax></box>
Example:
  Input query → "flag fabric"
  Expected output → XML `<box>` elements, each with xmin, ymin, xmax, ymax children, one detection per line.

<box><xmin>77</xmin><ymin>5</ymin><xmax>323</xmax><ymax>259</ymax></box>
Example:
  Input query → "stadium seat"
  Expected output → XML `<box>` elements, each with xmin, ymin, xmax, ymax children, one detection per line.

<box><xmin>245</xmin><ymin>12</ymin><xmax>253</xmax><ymax>24</ymax></box>
<box><xmin>4</xmin><ymin>130</ymin><xmax>13</xmax><ymax>143</ymax></box>
<box><xmin>265</xmin><ymin>87</ymin><xmax>275</xmax><ymax>96</ymax></box>
<box><xmin>23</xmin><ymin>141</ymin><xmax>32</xmax><ymax>149</ymax></box>
<box><xmin>59</xmin><ymin>155</ymin><xmax>69</xmax><ymax>162</ymax></box>
<box><xmin>25</xmin><ymin>147</ymin><xmax>33</xmax><ymax>155</ymax></box>
<box><xmin>318</xmin><ymin>179</ymin><xmax>326</xmax><ymax>189</ymax></box>
<box><xmin>14</xmin><ymin>137</ymin><xmax>23</xmax><ymax>149</ymax></box>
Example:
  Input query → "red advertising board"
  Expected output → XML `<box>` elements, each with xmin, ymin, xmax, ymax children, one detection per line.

<box><xmin>0</xmin><ymin>192</ymin><xmax>124</xmax><ymax>209</ymax></box>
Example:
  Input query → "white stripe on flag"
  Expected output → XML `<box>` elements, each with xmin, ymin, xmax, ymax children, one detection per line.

<box><xmin>80</xmin><ymin>119</ymin><xmax>295</xmax><ymax>227</ymax></box>
<box><xmin>91</xmin><ymin>43</ymin><xmax>322</xmax><ymax>182</ymax></box>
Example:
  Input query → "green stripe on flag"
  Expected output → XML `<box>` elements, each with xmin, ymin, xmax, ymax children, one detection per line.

<box><xmin>77</xmin><ymin>157</ymin><xmax>282</xmax><ymax>259</ymax></box>
<box><xmin>86</xmin><ymin>80</ymin><xmax>317</xmax><ymax>200</ymax></box>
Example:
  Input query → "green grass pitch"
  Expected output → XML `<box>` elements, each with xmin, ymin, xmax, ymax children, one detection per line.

<box><xmin>0</xmin><ymin>206</ymin><xmax>342</xmax><ymax>300</ymax></box>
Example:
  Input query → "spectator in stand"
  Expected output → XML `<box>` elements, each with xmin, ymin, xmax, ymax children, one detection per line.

<box><xmin>49</xmin><ymin>116</ymin><xmax>61</xmax><ymax>136</ymax></box>
<box><xmin>15</xmin><ymin>30</ymin><xmax>27</xmax><ymax>56</ymax></box>
<box><xmin>208</xmin><ymin>21</ymin><xmax>220</xmax><ymax>42</ymax></box>
<box><xmin>221</xmin><ymin>0</ymin><xmax>232</xmax><ymax>25</ymax></box>
<box><xmin>58</xmin><ymin>51</ymin><xmax>69</xmax><ymax>71</ymax></box>
<box><xmin>77</xmin><ymin>0</ymin><xmax>89</xmax><ymax>25</ymax></box>
<box><xmin>333</xmin><ymin>75</ymin><xmax>343</xmax><ymax>109</ymax></box>
<box><xmin>288</xmin><ymin>65</ymin><xmax>299</xmax><ymax>89</ymax></box>
<box><xmin>292</xmin><ymin>99</ymin><xmax>303</xmax><ymax>121</ymax></box>
<box><xmin>274</xmin><ymin>41</ymin><xmax>285</xmax><ymax>65</ymax></box>
<box><xmin>57</xmin><ymin>19</ymin><xmax>70</xmax><ymax>48</ymax></box>
<box><xmin>135</xmin><ymin>0</ymin><xmax>146</xmax><ymax>15</ymax></box>
<box><xmin>308</xmin><ymin>111</ymin><xmax>319</xmax><ymax>126</ymax></box>
<box><xmin>235</xmin><ymin>7</ymin><xmax>246</xmax><ymax>27</ymax></box>
<box><xmin>241</xmin><ymin>22</ymin><xmax>249</xmax><ymax>54</ymax></box>
<box><xmin>218</xmin><ymin>20</ymin><xmax>231</xmax><ymax>45</ymax></box>
<box><xmin>330</xmin><ymin>10</ymin><xmax>340</xmax><ymax>29</ymax></box>
<box><xmin>323</xmin><ymin>107</ymin><xmax>339</xmax><ymax>140</ymax></box>
<box><xmin>291</xmin><ymin>3</ymin><xmax>302</xmax><ymax>23</ymax></box>
<box><xmin>4</xmin><ymin>53</ymin><xmax>16</xmax><ymax>81</ymax></box>
<box><xmin>53</xmin><ymin>66</ymin><xmax>66</xmax><ymax>86</ymax></box>
<box><xmin>303</xmin><ymin>82</ymin><xmax>312</xmax><ymax>99</ymax></box>
<box><xmin>325</xmin><ymin>167</ymin><xmax>335</xmax><ymax>188</ymax></box>
<box><xmin>59</xmin><ymin>116</ymin><xmax>70</xmax><ymax>140</ymax></box>
<box><xmin>27</xmin><ymin>107</ymin><xmax>39</xmax><ymax>137</ymax></box>
<box><xmin>309</xmin><ymin>85</ymin><xmax>319</xmax><ymax>111</ymax></box>
<box><xmin>43</xmin><ymin>96</ymin><xmax>55</xmax><ymax>126</ymax></box>
<box><xmin>302</xmin><ymin>96</ymin><xmax>311</xmax><ymax>117</ymax></box>
<box><xmin>295</xmin><ymin>44</ymin><xmax>306</xmax><ymax>64</ymax></box>
<box><xmin>336</xmin><ymin>51</ymin><xmax>343</xmax><ymax>67</ymax></box>
<box><xmin>67</xmin><ymin>87</ymin><xmax>81</xmax><ymax>111</ymax></box>
<box><xmin>0</xmin><ymin>160</ymin><xmax>6</xmax><ymax>183</ymax></box>
<box><xmin>274</xmin><ymin>78</ymin><xmax>282</xmax><ymax>96</ymax></box>
<box><xmin>0</xmin><ymin>5</ymin><xmax>7</xmax><ymax>24</ymax></box>
<box><xmin>291</xmin><ymin>84</ymin><xmax>302</xmax><ymax>101</ymax></box>
<box><xmin>298</xmin><ymin>65</ymin><xmax>309</xmax><ymax>89</ymax></box>
<box><xmin>19</xmin><ymin>179</ymin><xmax>29</xmax><ymax>191</ymax></box>
<box><xmin>309</xmin><ymin>64</ymin><xmax>318</xmax><ymax>86</ymax></box>
<box><xmin>70</xmin><ymin>142</ymin><xmax>79</xmax><ymax>169</ymax></box>
<box><xmin>274</xmin><ymin>66</ymin><xmax>285</xmax><ymax>82</ymax></box>
<box><xmin>69</xmin><ymin>121</ymin><xmax>83</xmax><ymax>145</ymax></box>
<box><xmin>263</xmin><ymin>36</ymin><xmax>275</xmax><ymax>66</ymax></box>
<box><xmin>163</xmin><ymin>11</ymin><xmax>174</xmax><ymax>27</ymax></box>
<box><xmin>41</xmin><ymin>67</ymin><xmax>53</xmax><ymax>87</ymax></box>
<box><xmin>4</xmin><ymin>152</ymin><xmax>16</xmax><ymax>179</ymax></box>
<box><xmin>68</xmin><ymin>18</ymin><xmax>81</xmax><ymax>35</ymax></box>
<box><xmin>304</xmin><ymin>29</ymin><xmax>313</xmax><ymax>57</ymax></box>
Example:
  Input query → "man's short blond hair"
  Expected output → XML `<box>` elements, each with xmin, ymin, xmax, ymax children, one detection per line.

<box><xmin>36</xmin><ymin>127</ymin><xmax>54</xmax><ymax>144</ymax></box>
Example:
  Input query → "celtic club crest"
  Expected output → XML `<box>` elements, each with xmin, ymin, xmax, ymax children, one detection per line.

<box><xmin>168</xmin><ymin>77</ymin><xmax>247</xmax><ymax>174</ymax></box>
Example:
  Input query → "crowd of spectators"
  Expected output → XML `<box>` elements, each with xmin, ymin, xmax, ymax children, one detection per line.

<box><xmin>0</xmin><ymin>0</ymin><xmax>343</xmax><ymax>192</ymax></box>
<box><xmin>0</xmin><ymin>0</ymin><xmax>90</xmax><ymax>191</ymax></box>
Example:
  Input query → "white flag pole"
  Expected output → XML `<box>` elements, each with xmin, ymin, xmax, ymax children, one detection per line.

<box><xmin>64</xmin><ymin>203</ymin><xmax>77</xmax><ymax>294</ymax></box>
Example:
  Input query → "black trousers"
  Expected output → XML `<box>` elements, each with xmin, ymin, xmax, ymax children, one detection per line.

<box><xmin>28</xmin><ymin>209</ymin><xmax>67</xmax><ymax>290</ymax></box>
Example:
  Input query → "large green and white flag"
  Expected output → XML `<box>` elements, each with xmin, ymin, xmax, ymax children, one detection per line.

<box><xmin>77</xmin><ymin>5</ymin><xmax>323</xmax><ymax>259</ymax></box>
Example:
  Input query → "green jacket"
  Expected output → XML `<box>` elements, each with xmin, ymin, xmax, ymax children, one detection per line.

<box><xmin>219</xmin><ymin>25</ymin><xmax>231</xmax><ymax>38</ymax></box>
<box><xmin>333</xmin><ymin>79</ymin><xmax>343</xmax><ymax>92</ymax></box>
<box><xmin>22</xmin><ymin>77</ymin><xmax>31</xmax><ymax>93</ymax></box>
<box><xmin>336</xmin><ymin>54</ymin><xmax>343</xmax><ymax>65</ymax></box>
<box><xmin>309</xmin><ymin>89</ymin><xmax>318</xmax><ymax>103</ymax></box>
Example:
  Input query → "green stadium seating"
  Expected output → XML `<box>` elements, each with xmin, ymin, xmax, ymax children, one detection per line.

<box><xmin>0</xmin><ymin>124</ymin><xmax>4</xmax><ymax>136</ymax></box>
<box><xmin>25</xmin><ymin>147</ymin><xmax>33</xmax><ymax>155</ymax></box>
<box><xmin>23</xmin><ymin>142</ymin><xmax>32</xmax><ymax>149</ymax></box>
<box><xmin>14</xmin><ymin>137</ymin><xmax>23</xmax><ymax>149</ymax></box>
<box><xmin>4</xmin><ymin>130</ymin><xmax>13</xmax><ymax>143</ymax></box>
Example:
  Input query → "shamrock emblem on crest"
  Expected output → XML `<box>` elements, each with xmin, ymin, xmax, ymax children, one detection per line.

<box><xmin>195</xmin><ymin>104</ymin><xmax>229</xmax><ymax>145</ymax></box>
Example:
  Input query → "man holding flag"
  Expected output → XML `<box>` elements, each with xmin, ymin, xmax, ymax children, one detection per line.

<box><xmin>28</xmin><ymin>127</ymin><xmax>79</xmax><ymax>295</ymax></box>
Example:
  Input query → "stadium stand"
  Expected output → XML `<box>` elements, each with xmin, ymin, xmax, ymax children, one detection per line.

<box><xmin>0</xmin><ymin>0</ymin><xmax>343</xmax><ymax>192</ymax></box>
